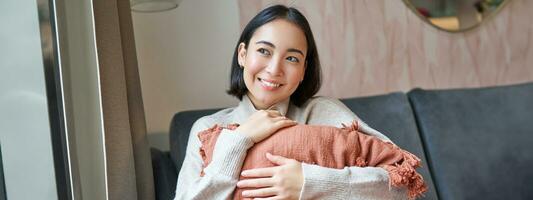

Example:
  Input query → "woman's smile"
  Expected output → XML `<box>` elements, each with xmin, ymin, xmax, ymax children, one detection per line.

<box><xmin>258</xmin><ymin>77</ymin><xmax>283</xmax><ymax>90</ymax></box>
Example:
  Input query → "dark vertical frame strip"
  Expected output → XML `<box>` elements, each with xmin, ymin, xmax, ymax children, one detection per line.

<box><xmin>38</xmin><ymin>0</ymin><xmax>71</xmax><ymax>199</ymax></box>
<box><xmin>0</xmin><ymin>143</ymin><xmax>6</xmax><ymax>200</ymax></box>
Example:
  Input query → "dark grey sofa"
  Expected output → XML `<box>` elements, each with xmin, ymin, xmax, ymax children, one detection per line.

<box><xmin>151</xmin><ymin>82</ymin><xmax>533</xmax><ymax>200</ymax></box>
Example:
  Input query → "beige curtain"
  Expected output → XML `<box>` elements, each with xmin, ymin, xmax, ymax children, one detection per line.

<box><xmin>92</xmin><ymin>0</ymin><xmax>155</xmax><ymax>199</ymax></box>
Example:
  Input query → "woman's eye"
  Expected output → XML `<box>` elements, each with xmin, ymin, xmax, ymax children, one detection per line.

<box><xmin>286</xmin><ymin>56</ymin><xmax>299</xmax><ymax>63</ymax></box>
<box><xmin>258</xmin><ymin>48</ymin><xmax>270</xmax><ymax>56</ymax></box>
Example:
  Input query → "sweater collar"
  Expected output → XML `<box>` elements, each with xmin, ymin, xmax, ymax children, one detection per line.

<box><xmin>233</xmin><ymin>94</ymin><xmax>290</xmax><ymax>124</ymax></box>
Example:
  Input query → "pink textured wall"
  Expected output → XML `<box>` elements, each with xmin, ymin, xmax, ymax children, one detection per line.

<box><xmin>238</xmin><ymin>0</ymin><xmax>533</xmax><ymax>98</ymax></box>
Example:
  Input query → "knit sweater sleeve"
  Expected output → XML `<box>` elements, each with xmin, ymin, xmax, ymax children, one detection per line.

<box><xmin>174</xmin><ymin>117</ymin><xmax>254</xmax><ymax>200</ymax></box>
<box><xmin>299</xmin><ymin>97</ymin><xmax>408</xmax><ymax>200</ymax></box>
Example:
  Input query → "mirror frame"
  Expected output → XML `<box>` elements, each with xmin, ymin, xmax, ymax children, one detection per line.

<box><xmin>402</xmin><ymin>0</ymin><xmax>512</xmax><ymax>33</ymax></box>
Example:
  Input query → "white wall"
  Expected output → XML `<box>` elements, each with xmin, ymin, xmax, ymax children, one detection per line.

<box><xmin>132</xmin><ymin>0</ymin><xmax>240</xmax><ymax>150</ymax></box>
<box><xmin>0</xmin><ymin>0</ymin><xmax>58</xmax><ymax>199</ymax></box>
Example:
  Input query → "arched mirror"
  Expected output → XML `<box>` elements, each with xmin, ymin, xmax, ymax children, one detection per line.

<box><xmin>403</xmin><ymin>0</ymin><xmax>509</xmax><ymax>32</ymax></box>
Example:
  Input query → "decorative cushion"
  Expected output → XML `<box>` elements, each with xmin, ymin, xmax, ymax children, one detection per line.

<box><xmin>199</xmin><ymin>122</ymin><xmax>427</xmax><ymax>199</ymax></box>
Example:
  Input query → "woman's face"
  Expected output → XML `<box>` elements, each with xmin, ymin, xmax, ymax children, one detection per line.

<box><xmin>238</xmin><ymin>19</ymin><xmax>307</xmax><ymax>110</ymax></box>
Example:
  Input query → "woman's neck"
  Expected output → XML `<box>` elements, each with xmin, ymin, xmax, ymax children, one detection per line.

<box><xmin>248</xmin><ymin>98</ymin><xmax>271</xmax><ymax>110</ymax></box>
<box><xmin>245</xmin><ymin>93</ymin><xmax>289</xmax><ymax>114</ymax></box>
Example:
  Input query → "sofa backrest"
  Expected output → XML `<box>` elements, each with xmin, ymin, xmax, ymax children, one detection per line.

<box><xmin>342</xmin><ymin>92</ymin><xmax>438</xmax><ymax>200</ymax></box>
<box><xmin>408</xmin><ymin>82</ymin><xmax>533</xmax><ymax>200</ymax></box>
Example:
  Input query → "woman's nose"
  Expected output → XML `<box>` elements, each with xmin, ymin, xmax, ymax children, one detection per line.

<box><xmin>265</xmin><ymin>57</ymin><xmax>283</xmax><ymax>76</ymax></box>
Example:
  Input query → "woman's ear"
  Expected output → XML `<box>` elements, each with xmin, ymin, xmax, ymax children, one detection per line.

<box><xmin>237</xmin><ymin>42</ymin><xmax>246</xmax><ymax>67</ymax></box>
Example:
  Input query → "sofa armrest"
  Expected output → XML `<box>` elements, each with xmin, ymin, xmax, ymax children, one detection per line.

<box><xmin>151</xmin><ymin>147</ymin><xmax>178</xmax><ymax>200</ymax></box>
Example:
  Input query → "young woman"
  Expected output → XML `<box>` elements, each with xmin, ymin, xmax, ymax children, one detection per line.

<box><xmin>175</xmin><ymin>5</ymin><xmax>408</xmax><ymax>200</ymax></box>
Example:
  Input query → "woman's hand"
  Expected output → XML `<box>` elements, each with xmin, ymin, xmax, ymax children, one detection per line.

<box><xmin>237</xmin><ymin>153</ymin><xmax>304</xmax><ymax>200</ymax></box>
<box><xmin>236</xmin><ymin>110</ymin><xmax>297</xmax><ymax>143</ymax></box>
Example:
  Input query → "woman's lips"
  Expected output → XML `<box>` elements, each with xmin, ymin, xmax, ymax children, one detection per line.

<box><xmin>258</xmin><ymin>78</ymin><xmax>283</xmax><ymax>90</ymax></box>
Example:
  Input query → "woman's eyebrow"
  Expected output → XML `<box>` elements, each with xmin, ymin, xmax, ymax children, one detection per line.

<box><xmin>256</xmin><ymin>40</ymin><xmax>304</xmax><ymax>56</ymax></box>
<box><xmin>256</xmin><ymin>40</ymin><xmax>275</xmax><ymax>48</ymax></box>
<box><xmin>287</xmin><ymin>48</ymin><xmax>304</xmax><ymax>56</ymax></box>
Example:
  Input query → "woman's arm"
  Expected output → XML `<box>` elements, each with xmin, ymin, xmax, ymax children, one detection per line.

<box><xmin>300</xmin><ymin>165</ymin><xmax>407</xmax><ymax>199</ymax></box>
<box><xmin>174</xmin><ymin>118</ymin><xmax>254</xmax><ymax>200</ymax></box>
<box><xmin>299</xmin><ymin>97</ymin><xmax>409</xmax><ymax>199</ymax></box>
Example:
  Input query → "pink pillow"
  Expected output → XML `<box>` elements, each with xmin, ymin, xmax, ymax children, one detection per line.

<box><xmin>198</xmin><ymin>122</ymin><xmax>427</xmax><ymax>199</ymax></box>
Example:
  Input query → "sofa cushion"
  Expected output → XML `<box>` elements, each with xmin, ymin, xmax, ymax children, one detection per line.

<box><xmin>342</xmin><ymin>92</ymin><xmax>438</xmax><ymax>200</ymax></box>
<box><xmin>408</xmin><ymin>82</ymin><xmax>533</xmax><ymax>200</ymax></box>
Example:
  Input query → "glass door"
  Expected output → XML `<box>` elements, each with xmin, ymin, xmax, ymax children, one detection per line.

<box><xmin>0</xmin><ymin>0</ymin><xmax>71</xmax><ymax>199</ymax></box>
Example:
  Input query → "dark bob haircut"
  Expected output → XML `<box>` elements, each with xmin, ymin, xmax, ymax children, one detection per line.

<box><xmin>226</xmin><ymin>4</ymin><xmax>322</xmax><ymax>107</ymax></box>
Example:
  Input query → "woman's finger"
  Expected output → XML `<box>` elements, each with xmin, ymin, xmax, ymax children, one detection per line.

<box><xmin>270</xmin><ymin>116</ymin><xmax>288</xmax><ymax>121</ymax></box>
<box><xmin>273</xmin><ymin>119</ymin><xmax>297</xmax><ymax>128</ymax></box>
<box><xmin>264</xmin><ymin>109</ymin><xmax>282</xmax><ymax>117</ymax></box>
<box><xmin>242</xmin><ymin>166</ymin><xmax>277</xmax><ymax>177</ymax></box>
<box><xmin>265</xmin><ymin>153</ymin><xmax>292</xmax><ymax>166</ymax></box>
<box><xmin>242</xmin><ymin>187</ymin><xmax>277</xmax><ymax>198</ymax></box>
<box><xmin>253</xmin><ymin>197</ymin><xmax>284</xmax><ymax>200</ymax></box>
<box><xmin>237</xmin><ymin>177</ymin><xmax>275</xmax><ymax>188</ymax></box>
